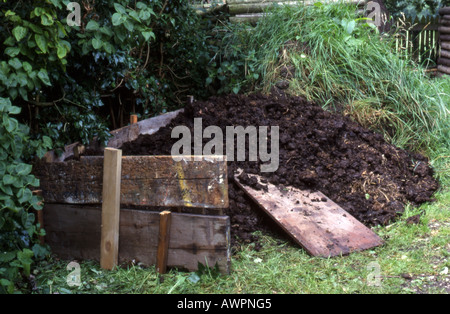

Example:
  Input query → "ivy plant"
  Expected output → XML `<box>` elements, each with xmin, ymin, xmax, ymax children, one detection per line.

<box><xmin>0</xmin><ymin>97</ymin><xmax>51</xmax><ymax>294</ymax></box>
<box><xmin>384</xmin><ymin>0</ymin><xmax>450</xmax><ymax>20</ymax></box>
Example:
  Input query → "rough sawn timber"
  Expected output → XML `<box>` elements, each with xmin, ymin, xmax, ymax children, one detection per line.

<box><xmin>43</xmin><ymin>204</ymin><xmax>231</xmax><ymax>273</ymax></box>
<box><xmin>34</xmin><ymin>155</ymin><xmax>229</xmax><ymax>209</ymax></box>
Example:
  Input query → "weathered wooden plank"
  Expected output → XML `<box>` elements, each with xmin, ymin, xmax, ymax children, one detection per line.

<box><xmin>234</xmin><ymin>172</ymin><xmax>384</xmax><ymax>257</ymax></box>
<box><xmin>34</xmin><ymin>155</ymin><xmax>229</xmax><ymax>209</ymax></box>
<box><xmin>107</xmin><ymin>109</ymin><xmax>183</xmax><ymax>150</ymax></box>
<box><xmin>43</xmin><ymin>204</ymin><xmax>231</xmax><ymax>273</ymax></box>
<box><xmin>100</xmin><ymin>148</ymin><xmax>122</xmax><ymax>270</ymax></box>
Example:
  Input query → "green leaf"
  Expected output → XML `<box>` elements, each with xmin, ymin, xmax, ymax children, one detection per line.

<box><xmin>3</xmin><ymin>36</ymin><xmax>16</xmax><ymax>47</ymax></box>
<box><xmin>19</xmin><ymin>189</ymin><xmax>33</xmax><ymax>204</ymax></box>
<box><xmin>42</xmin><ymin>136</ymin><xmax>52</xmax><ymax>148</ymax></box>
<box><xmin>129</xmin><ymin>10</ymin><xmax>140</xmax><ymax>22</ymax></box>
<box><xmin>3</xmin><ymin>116</ymin><xmax>18</xmax><ymax>133</ymax></box>
<box><xmin>17</xmin><ymin>249</ymin><xmax>33</xmax><ymax>277</ymax></box>
<box><xmin>19</xmin><ymin>87</ymin><xmax>28</xmax><ymax>101</ymax></box>
<box><xmin>9</xmin><ymin>88</ymin><xmax>18</xmax><ymax>100</ymax></box>
<box><xmin>85</xmin><ymin>20</ymin><xmax>99</xmax><ymax>31</ymax></box>
<box><xmin>136</xmin><ymin>2</ymin><xmax>147</xmax><ymax>10</ymax></box>
<box><xmin>142</xmin><ymin>31</ymin><xmax>154</xmax><ymax>42</ymax></box>
<box><xmin>100</xmin><ymin>26</ymin><xmax>113</xmax><ymax>37</ymax></box>
<box><xmin>31</xmin><ymin>195</ymin><xmax>43</xmax><ymax>210</ymax></box>
<box><xmin>35</xmin><ymin>34</ymin><xmax>47</xmax><ymax>53</ymax></box>
<box><xmin>5</xmin><ymin>47</ymin><xmax>20</xmax><ymax>58</ymax></box>
<box><xmin>12</xmin><ymin>26</ymin><xmax>28</xmax><ymax>42</ymax></box>
<box><xmin>92</xmin><ymin>38</ymin><xmax>103</xmax><ymax>50</ymax></box>
<box><xmin>32</xmin><ymin>244</ymin><xmax>49</xmax><ymax>259</ymax></box>
<box><xmin>57</xmin><ymin>44</ymin><xmax>67</xmax><ymax>59</ymax></box>
<box><xmin>103</xmin><ymin>42</ymin><xmax>113</xmax><ymax>54</ymax></box>
<box><xmin>123</xmin><ymin>20</ymin><xmax>134</xmax><ymax>32</ymax></box>
<box><xmin>16</xmin><ymin>163</ymin><xmax>32</xmax><ymax>176</ymax></box>
<box><xmin>21</xmin><ymin>211</ymin><xmax>34</xmax><ymax>229</ymax></box>
<box><xmin>41</xmin><ymin>13</ymin><xmax>54</xmax><ymax>26</ymax></box>
<box><xmin>0</xmin><ymin>184</ymin><xmax>13</xmax><ymax>196</ymax></box>
<box><xmin>8</xmin><ymin>105</ymin><xmax>21</xmax><ymax>115</ymax></box>
<box><xmin>114</xmin><ymin>3</ymin><xmax>127</xmax><ymax>14</ymax></box>
<box><xmin>112</xmin><ymin>13</ymin><xmax>122</xmax><ymax>26</ymax></box>
<box><xmin>33</xmin><ymin>7</ymin><xmax>45</xmax><ymax>17</ymax></box>
<box><xmin>0</xmin><ymin>279</ymin><xmax>14</xmax><ymax>294</ymax></box>
<box><xmin>0</xmin><ymin>252</ymin><xmax>16</xmax><ymax>263</ymax></box>
<box><xmin>37</xmin><ymin>69</ymin><xmax>51</xmax><ymax>86</ymax></box>
<box><xmin>17</xmin><ymin>249</ymin><xmax>33</xmax><ymax>264</ymax></box>
<box><xmin>139</xmin><ymin>10</ymin><xmax>151</xmax><ymax>21</ymax></box>
<box><xmin>8</xmin><ymin>58</ymin><xmax>22</xmax><ymax>70</ymax></box>
<box><xmin>3</xmin><ymin>174</ymin><xmax>16</xmax><ymax>185</ymax></box>
<box><xmin>22</xmin><ymin>62</ymin><xmax>32</xmax><ymax>73</ymax></box>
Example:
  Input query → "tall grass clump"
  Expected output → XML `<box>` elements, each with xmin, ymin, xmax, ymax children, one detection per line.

<box><xmin>222</xmin><ymin>1</ymin><xmax>449</xmax><ymax>183</ymax></box>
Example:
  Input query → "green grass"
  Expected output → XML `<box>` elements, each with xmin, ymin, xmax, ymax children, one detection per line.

<box><xmin>33</xmin><ymin>188</ymin><xmax>450</xmax><ymax>294</ymax></box>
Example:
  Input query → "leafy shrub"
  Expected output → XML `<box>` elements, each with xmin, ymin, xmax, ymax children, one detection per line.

<box><xmin>384</xmin><ymin>0</ymin><xmax>450</xmax><ymax>20</ymax></box>
<box><xmin>0</xmin><ymin>97</ymin><xmax>50</xmax><ymax>293</ymax></box>
<box><xmin>0</xmin><ymin>0</ymin><xmax>215</xmax><ymax>149</ymax></box>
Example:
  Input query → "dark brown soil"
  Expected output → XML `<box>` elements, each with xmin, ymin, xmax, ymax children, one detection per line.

<box><xmin>120</xmin><ymin>93</ymin><xmax>439</xmax><ymax>248</ymax></box>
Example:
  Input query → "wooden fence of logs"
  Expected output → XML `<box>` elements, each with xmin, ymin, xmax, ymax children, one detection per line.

<box><xmin>438</xmin><ymin>7</ymin><xmax>450</xmax><ymax>75</ymax></box>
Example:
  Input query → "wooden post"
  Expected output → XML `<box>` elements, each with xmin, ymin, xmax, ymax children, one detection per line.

<box><xmin>100</xmin><ymin>148</ymin><xmax>122</xmax><ymax>270</ymax></box>
<box><xmin>130</xmin><ymin>114</ymin><xmax>138</xmax><ymax>125</ymax></box>
<box><xmin>156</xmin><ymin>211</ymin><xmax>172</xmax><ymax>274</ymax></box>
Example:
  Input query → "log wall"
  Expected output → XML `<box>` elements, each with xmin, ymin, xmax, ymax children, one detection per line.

<box><xmin>438</xmin><ymin>7</ymin><xmax>450</xmax><ymax>75</ymax></box>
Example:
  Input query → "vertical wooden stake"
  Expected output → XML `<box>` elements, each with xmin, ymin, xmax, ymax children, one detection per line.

<box><xmin>156</xmin><ymin>211</ymin><xmax>172</xmax><ymax>274</ymax></box>
<box><xmin>100</xmin><ymin>148</ymin><xmax>122</xmax><ymax>270</ymax></box>
<box><xmin>130</xmin><ymin>114</ymin><xmax>138</xmax><ymax>125</ymax></box>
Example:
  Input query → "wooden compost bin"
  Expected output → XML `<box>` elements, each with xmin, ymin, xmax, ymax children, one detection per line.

<box><xmin>34</xmin><ymin>111</ymin><xmax>231</xmax><ymax>274</ymax></box>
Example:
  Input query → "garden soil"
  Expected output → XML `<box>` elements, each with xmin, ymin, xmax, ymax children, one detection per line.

<box><xmin>120</xmin><ymin>92</ymin><xmax>439</xmax><ymax>249</ymax></box>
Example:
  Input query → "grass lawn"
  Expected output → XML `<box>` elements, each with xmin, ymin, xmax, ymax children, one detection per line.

<box><xmin>33</xmin><ymin>186</ymin><xmax>450</xmax><ymax>294</ymax></box>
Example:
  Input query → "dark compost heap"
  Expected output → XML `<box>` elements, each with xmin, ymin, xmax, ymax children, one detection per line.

<box><xmin>120</xmin><ymin>93</ymin><xmax>439</xmax><ymax>247</ymax></box>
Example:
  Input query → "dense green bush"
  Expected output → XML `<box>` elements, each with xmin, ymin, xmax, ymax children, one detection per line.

<box><xmin>0</xmin><ymin>0</ymin><xmax>216</xmax><ymax>149</ymax></box>
<box><xmin>0</xmin><ymin>97</ymin><xmax>50</xmax><ymax>293</ymax></box>
<box><xmin>384</xmin><ymin>0</ymin><xmax>450</xmax><ymax>20</ymax></box>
